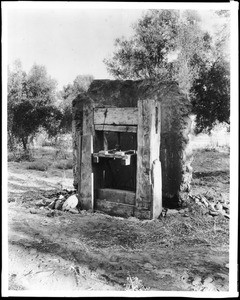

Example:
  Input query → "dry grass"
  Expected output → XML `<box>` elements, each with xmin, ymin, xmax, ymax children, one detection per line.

<box><xmin>26</xmin><ymin>160</ymin><xmax>50</xmax><ymax>171</ymax></box>
<box><xmin>54</xmin><ymin>159</ymin><xmax>73</xmax><ymax>170</ymax></box>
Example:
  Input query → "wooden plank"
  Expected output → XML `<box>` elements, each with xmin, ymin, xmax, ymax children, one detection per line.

<box><xmin>94</xmin><ymin>124</ymin><xmax>137</xmax><ymax>133</ymax></box>
<box><xmin>135</xmin><ymin>100</ymin><xmax>162</xmax><ymax>219</ymax></box>
<box><xmin>79</xmin><ymin>103</ymin><xmax>94</xmax><ymax>210</ymax></box>
<box><xmin>95</xmin><ymin>199</ymin><xmax>134</xmax><ymax>218</ymax></box>
<box><xmin>151</xmin><ymin>159</ymin><xmax>162</xmax><ymax>218</ymax></box>
<box><xmin>94</xmin><ymin>107</ymin><xmax>138</xmax><ymax>125</ymax></box>
<box><xmin>97</xmin><ymin>188</ymin><xmax>135</xmax><ymax>205</ymax></box>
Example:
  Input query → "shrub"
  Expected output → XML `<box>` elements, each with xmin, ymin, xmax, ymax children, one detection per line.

<box><xmin>26</xmin><ymin>160</ymin><xmax>49</xmax><ymax>171</ymax></box>
<box><xmin>8</xmin><ymin>150</ymin><xmax>35</xmax><ymax>162</ymax></box>
<box><xmin>55</xmin><ymin>159</ymin><xmax>73</xmax><ymax>170</ymax></box>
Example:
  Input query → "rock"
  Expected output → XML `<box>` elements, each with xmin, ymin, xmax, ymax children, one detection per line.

<box><xmin>48</xmin><ymin>200</ymin><xmax>56</xmax><ymax>209</ymax></box>
<box><xmin>46</xmin><ymin>211</ymin><xmax>55</xmax><ymax>217</ymax></box>
<box><xmin>58</xmin><ymin>195</ymin><xmax>65</xmax><ymax>200</ymax></box>
<box><xmin>222</xmin><ymin>203</ymin><xmax>230</xmax><ymax>210</ymax></box>
<box><xmin>166</xmin><ymin>209</ymin><xmax>179</xmax><ymax>215</ymax></box>
<box><xmin>8</xmin><ymin>197</ymin><xmax>15</xmax><ymax>203</ymax></box>
<box><xmin>215</xmin><ymin>203</ymin><xmax>223</xmax><ymax>211</ymax></box>
<box><xmin>144</xmin><ymin>263</ymin><xmax>154</xmax><ymax>270</ymax></box>
<box><xmin>208</xmin><ymin>203</ymin><xmax>215</xmax><ymax>210</ymax></box>
<box><xmin>209</xmin><ymin>210</ymin><xmax>219</xmax><ymax>216</ymax></box>
<box><xmin>200</xmin><ymin>196</ymin><xmax>209</xmax><ymax>207</ymax></box>
<box><xmin>220</xmin><ymin>192</ymin><xmax>229</xmax><ymax>203</ymax></box>
<box><xmin>55</xmin><ymin>200</ymin><xmax>64</xmax><ymax>210</ymax></box>
<box><xmin>29</xmin><ymin>208</ymin><xmax>37</xmax><ymax>214</ymax></box>
<box><xmin>62</xmin><ymin>194</ymin><xmax>78</xmax><ymax>211</ymax></box>
<box><xmin>225</xmin><ymin>263</ymin><xmax>229</xmax><ymax>268</ymax></box>
<box><xmin>68</xmin><ymin>208</ymin><xmax>79</xmax><ymax>214</ymax></box>
<box><xmin>192</xmin><ymin>276</ymin><xmax>202</xmax><ymax>286</ymax></box>
<box><xmin>204</xmin><ymin>277</ymin><xmax>213</xmax><ymax>285</ymax></box>
<box><xmin>35</xmin><ymin>200</ymin><xmax>46</xmax><ymax>207</ymax></box>
<box><xmin>128</xmin><ymin>216</ymin><xmax>139</xmax><ymax>222</ymax></box>
<box><xmin>203</xmin><ymin>282</ymin><xmax>217</xmax><ymax>291</ymax></box>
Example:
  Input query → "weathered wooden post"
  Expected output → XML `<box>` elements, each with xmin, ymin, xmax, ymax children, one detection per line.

<box><xmin>79</xmin><ymin>102</ymin><xmax>94</xmax><ymax>210</ymax></box>
<box><xmin>135</xmin><ymin>99</ymin><xmax>162</xmax><ymax>219</ymax></box>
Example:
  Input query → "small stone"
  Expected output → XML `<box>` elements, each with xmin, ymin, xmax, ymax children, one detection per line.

<box><xmin>55</xmin><ymin>200</ymin><xmax>63</xmax><ymax>210</ymax></box>
<box><xmin>58</xmin><ymin>195</ymin><xmax>65</xmax><ymax>200</ymax></box>
<box><xmin>203</xmin><ymin>282</ymin><xmax>217</xmax><ymax>291</ymax></box>
<box><xmin>183</xmin><ymin>213</ymin><xmax>189</xmax><ymax>217</ymax></box>
<box><xmin>8</xmin><ymin>197</ymin><xmax>15</xmax><ymax>203</ymax></box>
<box><xmin>144</xmin><ymin>263</ymin><xmax>153</xmax><ymax>270</ymax></box>
<box><xmin>225</xmin><ymin>263</ymin><xmax>229</xmax><ymax>268</ymax></box>
<box><xmin>209</xmin><ymin>210</ymin><xmax>219</xmax><ymax>216</ymax></box>
<box><xmin>208</xmin><ymin>203</ymin><xmax>215</xmax><ymax>210</ymax></box>
<box><xmin>192</xmin><ymin>276</ymin><xmax>202</xmax><ymax>286</ymax></box>
<box><xmin>204</xmin><ymin>277</ymin><xmax>213</xmax><ymax>285</ymax></box>
<box><xmin>36</xmin><ymin>200</ymin><xmax>46</xmax><ymax>207</ymax></box>
<box><xmin>68</xmin><ymin>208</ymin><xmax>79</xmax><ymax>214</ymax></box>
<box><xmin>222</xmin><ymin>203</ymin><xmax>230</xmax><ymax>210</ymax></box>
<box><xmin>62</xmin><ymin>195</ymin><xmax>78</xmax><ymax>211</ymax></box>
<box><xmin>46</xmin><ymin>211</ymin><xmax>55</xmax><ymax>217</ymax></box>
<box><xmin>30</xmin><ymin>208</ymin><xmax>37</xmax><ymax>214</ymax></box>
<box><xmin>215</xmin><ymin>203</ymin><xmax>223</xmax><ymax>211</ymax></box>
<box><xmin>128</xmin><ymin>216</ymin><xmax>139</xmax><ymax>222</ymax></box>
<box><xmin>200</xmin><ymin>196</ymin><xmax>209</xmax><ymax>207</ymax></box>
<box><xmin>48</xmin><ymin>201</ymin><xmax>56</xmax><ymax>209</ymax></box>
<box><xmin>167</xmin><ymin>209</ymin><xmax>179</xmax><ymax>215</ymax></box>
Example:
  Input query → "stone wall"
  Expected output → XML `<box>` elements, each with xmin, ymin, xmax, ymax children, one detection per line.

<box><xmin>72</xmin><ymin>79</ymin><xmax>192</xmax><ymax>207</ymax></box>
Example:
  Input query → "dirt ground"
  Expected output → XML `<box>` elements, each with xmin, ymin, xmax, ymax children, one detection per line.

<box><xmin>6</xmin><ymin>148</ymin><xmax>230</xmax><ymax>293</ymax></box>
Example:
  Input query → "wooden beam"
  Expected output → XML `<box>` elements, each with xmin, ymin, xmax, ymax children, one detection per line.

<box><xmin>94</xmin><ymin>124</ymin><xmax>137</xmax><ymax>133</ymax></box>
<box><xmin>135</xmin><ymin>100</ymin><xmax>162</xmax><ymax>219</ymax></box>
<box><xmin>79</xmin><ymin>103</ymin><xmax>94</xmax><ymax>210</ymax></box>
<box><xmin>95</xmin><ymin>199</ymin><xmax>134</xmax><ymax>218</ymax></box>
<box><xmin>97</xmin><ymin>188</ymin><xmax>136</xmax><ymax>205</ymax></box>
<box><xmin>94</xmin><ymin>107</ymin><xmax>138</xmax><ymax>125</ymax></box>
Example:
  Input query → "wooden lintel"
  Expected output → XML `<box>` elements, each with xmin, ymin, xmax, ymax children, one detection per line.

<box><xmin>94</xmin><ymin>107</ymin><xmax>138</xmax><ymax>126</ymax></box>
<box><xmin>94</xmin><ymin>124</ymin><xmax>137</xmax><ymax>133</ymax></box>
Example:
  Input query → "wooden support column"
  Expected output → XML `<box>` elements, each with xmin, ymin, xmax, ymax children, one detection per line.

<box><xmin>79</xmin><ymin>103</ymin><xmax>94</xmax><ymax>210</ymax></box>
<box><xmin>135</xmin><ymin>100</ymin><xmax>162</xmax><ymax>219</ymax></box>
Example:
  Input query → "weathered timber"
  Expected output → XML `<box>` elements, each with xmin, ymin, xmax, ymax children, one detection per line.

<box><xmin>94</xmin><ymin>124</ymin><xmax>137</xmax><ymax>133</ymax></box>
<box><xmin>95</xmin><ymin>199</ymin><xmax>134</xmax><ymax>218</ymax></box>
<box><xmin>152</xmin><ymin>159</ymin><xmax>162</xmax><ymax>218</ymax></box>
<box><xmin>135</xmin><ymin>100</ymin><xmax>162</xmax><ymax>219</ymax></box>
<box><xmin>94</xmin><ymin>107</ymin><xmax>138</xmax><ymax>125</ymax></box>
<box><xmin>97</xmin><ymin>188</ymin><xmax>135</xmax><ymax>205</ymax></box>
<box><xmin>79</xmin><ymin>103</ymin><xmax>94</xmax><ymax>210</ymax></box>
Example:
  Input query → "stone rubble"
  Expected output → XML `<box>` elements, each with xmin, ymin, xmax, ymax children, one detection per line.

<box><xmin>33</xmin><ymin>190</ymin><xmax>80</xmax><ymax>215</ymax></box>
<box><xmin>189</xmin><ymin>194</ymin><xmax>230</xmax><ymax>218</ymax></box>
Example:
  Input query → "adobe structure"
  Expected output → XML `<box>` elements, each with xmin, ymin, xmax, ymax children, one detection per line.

<box><xmin>72</xmin><ymin>79</ymin><xmax>193</xmax><ymax>219</ymax></box>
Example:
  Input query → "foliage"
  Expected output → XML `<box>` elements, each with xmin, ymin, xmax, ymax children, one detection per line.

<box><xmin>104</xmin><ymin>9</ymin><xmax>230</xmax><ymax>132</ymax></box>
<box><xmin>191</xmin><ymin>60</ymin><xmax>230</xmax><ymax>133</ymax></box>
<box><xmin>58</xmin><ymin>75</ymin><xmax>94</xmax><ymax>133</ymax></box>
<box><xmin>8</xmin><ymin>61</ymin><xmax>61</xmax><ymax>150</ymax></box>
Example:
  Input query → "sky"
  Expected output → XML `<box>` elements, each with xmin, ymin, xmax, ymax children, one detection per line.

<box><xmin>6</xmin><ymin>7</ymin><xmax>145</xmax><ymax>90</ymax></box>
<box><xmin>4</xmin><ymin>2</ymin><xmax>232</xmax><ymax>91</ymax></box>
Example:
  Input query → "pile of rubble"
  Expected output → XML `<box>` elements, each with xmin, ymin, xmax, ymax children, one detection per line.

<box><xmin>34</xmin><ymin>190</ymin><xmax>80</xmax><ymax>214</ymax></box>
<box><xmin>189</xmin><ymin>194</ymin><xmax>230</xmax><ymax>219</ymax></box>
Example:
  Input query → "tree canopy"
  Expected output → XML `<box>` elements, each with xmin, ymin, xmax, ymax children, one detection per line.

<box><xmin>8</xmin><ymin>61</ymin><xmax>61</xmax><ymax>150</ymax></box>
<box><xmin>104</xmin><ymin>9</ymin><xmax>230</xmax><ymax>133</ymax></box>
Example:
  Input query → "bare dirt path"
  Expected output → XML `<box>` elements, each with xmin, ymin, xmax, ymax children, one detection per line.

<box><xmin>7</xmin><ymin>149</ymin><xmax>230</xmax><ymax>292</ymax></box>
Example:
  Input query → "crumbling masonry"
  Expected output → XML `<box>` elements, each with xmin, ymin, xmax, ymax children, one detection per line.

<box><xmin>72</xmin><ymin>80</ymin><xmax>193</xmax><ymax>219</ymax></box>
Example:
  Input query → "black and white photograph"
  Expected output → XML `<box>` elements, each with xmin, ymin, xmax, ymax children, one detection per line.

<box><xmin>1</xmin><ymin>1</ymin><xmax>238</xmax><ymax>297</ymax></box>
